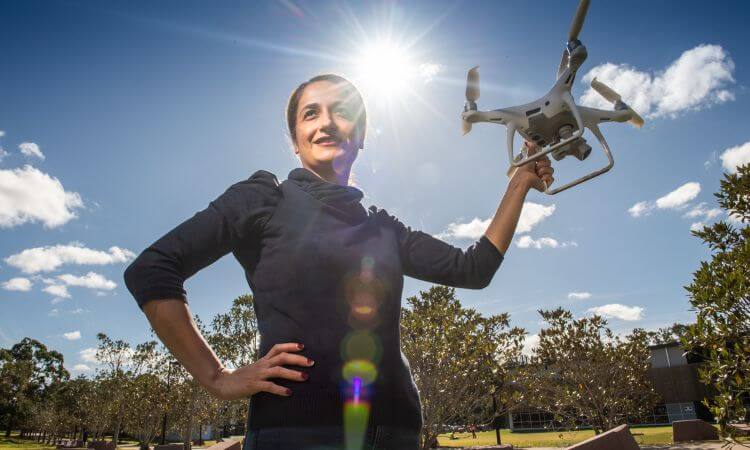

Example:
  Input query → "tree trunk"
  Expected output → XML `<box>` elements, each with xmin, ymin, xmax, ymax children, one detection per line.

<box><xmin>113</xmin><ymin>400</ymin><xmax>126</xmax><ymax>445</ymax></box>
<box><xmin>5</xmin><ymin>417</ymin><xmax>13</xmax><ymax>437</ymax></box>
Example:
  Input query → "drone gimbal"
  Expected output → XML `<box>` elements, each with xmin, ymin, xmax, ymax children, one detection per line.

<box><xmin>461</xmin><ymin>0</ymin><xmax>644</xmax><ymax>195</ymax></box>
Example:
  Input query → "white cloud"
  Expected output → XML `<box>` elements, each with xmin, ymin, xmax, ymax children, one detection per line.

<box><xmin>628</xmin><ymin>201</ymin><xmax>653</xmax><ymax>218</ymax></box>
<box><xmin>0</xmin><ymin>131</ymin><xmax>5</xmax><ymax>137</ymax></box>
<box><xmin>683</xmin><ymin>202</ymin><xmax>722</xmax><ymax>220</ymax></box>
<box><xmin>580</xmin><ymin>44</ymin><xmax>735</xmax><ymax>119</ymax></box>
<box><xmin>690</xmin><ymin>222</ymin><xmax>706</xmax><ymax>232</ymax></box>
<box><xmin>567</xmin><ymin>292</ymin><xmax>592</xmax><ymax>300</ymax></box>
<box><xmin>19</xmin><ymin>142</ymin><xmax>45</xmax><ymax>160</ymax></box>
<box><xmin>720</xmin><ymin>141</ymin><xmax>750</xmax><ymax>174</ymax></box>
<box><xmin>437</xmin><ymin>202</ymin><xmax>555</xmax><ymax>241</ymax></box>
<box><xmin>517</xmin><ymin>235</ymin><xmax>558</xmax><ymax>248</ymax></box>
<box><xmin>587</xmin><ymin>304</ymin><xmax>644</xmax><ymax>321</ymax></box>
<box><xmin>43</xmin><ymin>284</ymin><xmax>70</xmax><ymax>299</ymax></box>
<box><xmin>437</xmin><ymin>217</ymin><xmax>491</xmax><ymax>240</ymax></box>
<box><xmin>57</xmin><ymin>272</ymin><xmax>116</xmax><ymax>291</ymax></box>
<box><xmin>419</xmin><ymin>63</ymin><xmax>441</xmax><ymax>83</ymax></box>
<box><xmin>5</xmin><ymin>243</ymin><xmax>135</xmax><ymax>274</ymax></box>
<box><xmin>0</xmin><ymin>147</ymin><xmax>8</xmax><ymax>163</ymax></box>
<box><xmin>63</xmin><ymin>330</ymin><xmax>81</xmax><ymax>340</ymax></box>
<box><xmin>656</xmin><ymin>182</ymin><xmax>701</xmax><ymax>210</ymax></box>
<box><xmin>727</xmin><ymin>213</ymin><xmax>744</xmax><ymax>225</ymax></box>
<box><xmin>72</xmin><ymin>363</ymin><xmax>91</xmax><ymax>372</ymax></box>
<box><xmin>518</xmin><ymin>203</ymin><xmax>556</xmax><ymax>233</ymax></box>
<box><xmin>70</xmin><ymin>308</ymin><xmax>89</xmax><ymax>314</ymax></box>
<box><xmin>48</xmin><ymin>308</ymin><xmax>60</xmax><ymax>317</ymax></box>
<box><xmin>79</xmin><ymin>347</ymin><xmax>97</xmax><ymax>363</ymax></box>
<box><xmin>515</xmin><ymin>235</ymin><xmax>576</xmax><ymax>249</ymax></box>
<box><xmin>631</xmin><ymin>182</ymin><xmax>701</xmax><ymax>218</ymax></box>
<box><xmin>2</xmin><ymin>277</ymin><xmax>32</xmax><ymax>291</ymax></box>
<box><xmin>0</xmin><ymin>165</ymin><xmax>84</xmax><ymax>228</ymax></box>
<box><xmin>522</xmin><ymin>334</ymin><xmax>540</xmax><ymax>357</ymax></box>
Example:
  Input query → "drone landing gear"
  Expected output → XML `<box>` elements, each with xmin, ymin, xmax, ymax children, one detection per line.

<box><xmin>508</xmin><ymin>124</ymin><xmax>614</xmax><ymax>195</ymax></box>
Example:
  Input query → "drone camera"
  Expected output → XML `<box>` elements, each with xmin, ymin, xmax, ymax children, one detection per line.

<box><xmin>551</xmin><ymin>138</ymin><xmax>591</xmax><ymax>162</ymax></box>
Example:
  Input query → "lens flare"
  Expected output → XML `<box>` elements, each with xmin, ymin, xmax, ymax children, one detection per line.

<box><xmin>342</xmin><ymin>359</ymin><xmax>377</xmax><ymax>385</ymax></box>
<box><xmin>341</xmin><ymin>330</ymin><xmax>382</xmax><ymax>363</ymax></box>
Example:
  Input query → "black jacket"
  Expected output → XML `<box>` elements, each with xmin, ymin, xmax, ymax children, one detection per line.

<box><xmin>124</xmin><ymin>167</ymin><xmax>503</xmax><ymax>431</ymax></box>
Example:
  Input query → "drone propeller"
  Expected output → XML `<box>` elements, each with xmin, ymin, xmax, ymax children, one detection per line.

<box><xmin>591</xmin><ymin>77</ymin><xmax>645</xmax><ymax>128</ymax></box>
<box><xmin>463</xmin><ymin>66</ymin><xmax>480</xmax><ymax>134</ymax></box>
<box><xmin>557</xmin><ymin>0</ymin><xmax>590</xmax><ymax>77</ymax></box>
<box><xmin>568</xmin><ymin>0</ymin><xmax>591</xmax><ymax>43</ymax></box>
<box><xmin>466</xmin><ymin>66</ymin><xmax>480</xmax><ymax>102</ymax></box>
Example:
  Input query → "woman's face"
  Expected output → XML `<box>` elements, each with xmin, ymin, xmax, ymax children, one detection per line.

<box><xmin>293</xmin><ymin>80</ymin><xmax>363</xmax><ymax>178</ymax></box>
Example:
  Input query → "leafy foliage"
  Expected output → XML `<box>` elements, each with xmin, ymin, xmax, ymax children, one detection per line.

<box><xmin>519</xmin><ymin>308</ymin><xmax>658</xmax><ymax>434</ymax></box>
<box><xmin>400</xmin><ymin>285</ymin><xmax>525</xmax><ymax>450</ymax></box>
<box><xmin>684</xmin><ymin>164</ymin><xmax>750</xmax><ymax>439</ymax></box>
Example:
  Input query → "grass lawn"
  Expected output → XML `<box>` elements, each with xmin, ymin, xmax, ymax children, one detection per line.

<box><xmin>437</xmin><ymin>425</ymin><xmax>678</xmax><ymax>448</ymax></box>
<box><xmin>0</xmin><ymin>437</ymin><xmax>54</xmax><ymax>450</ymax></box>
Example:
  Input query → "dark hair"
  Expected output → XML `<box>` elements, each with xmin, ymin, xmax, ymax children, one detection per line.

<box><xmin>286</xmin><ymin>74</ymin><xmax>367</xmax><ymax>148</ymax></box>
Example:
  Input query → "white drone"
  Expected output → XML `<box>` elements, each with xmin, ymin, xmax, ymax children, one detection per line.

<box><xmin>461</xmin><ymin>0</ymin><xmax>644</xmax><ymax>195</ymax></box>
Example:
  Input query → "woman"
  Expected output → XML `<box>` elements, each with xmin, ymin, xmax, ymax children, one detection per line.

<box><xmin>124</xmin><ymin>74</ymin><xmax>553</xmax><ymax>450</ymax></box>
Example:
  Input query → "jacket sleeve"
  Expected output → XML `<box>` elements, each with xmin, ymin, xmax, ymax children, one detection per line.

<box><xmin>373</xmin><ymin>207</ymin><xmax>504</xmax><ymax>289</ymax></box>
<box><xmin>123</xmin><ymin>170</ymin><xmax>280</xmax><ymax>308</ymax></box>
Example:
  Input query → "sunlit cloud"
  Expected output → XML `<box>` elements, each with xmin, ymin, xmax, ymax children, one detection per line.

<box><xmin>580</xmin><ymin>44</ymin><xmax>735</xmax><ymax>119</ymax></box>
<box><xmin>43</xmin><ymin>284</ymin><xmax>70</xmax><ymax>299</ymax></box>
<box><xmin>516</xmin><ymin>236</ymin><xmax>576</xmax><ymax>249</ymax></box>
<box><xmin>655</xmin><ymin>182</ymin><xmax>701</xmax><ymax>210</ymax></box>
<box><xmin>587</xmin><ymin>304</ymin><xmax>644</xmax><ymax>321</ymax></box>
<box><xmin>0</xmin><ymin>165</ymin><xmax>84</xmax><ymax>229</ymax></box>
<box><xmin>57</xmin><ymin>272</ymin><xmax>117</xmax><ymax>291</ymax></box>
<box><xmin>629</xmin><ymin>182</ymin><xmax>701</xmax><ymax>217</ymax></box>
<box><xmin>5</xmin><ymin>243</ymin><xmax>135</xmax><ymax>274</ymax></box>
<box><xmin>690</xmin><ymin>222</ymin><xmax>705</xmax><ymax>232</ymax></box>
<box><xmin>567</xmin><ymin>292</ymin><xmax>591</xmax><ymax>300</ymax></box>
<box><xmin>720</xmin><ymin>141</ymin><xmax>750</xmax><ymax>174</ymax></box>
<box><xmin>2</xmin><ymin>277</ymin><xmax>32</xmax><ymax>292</ymax></box>
<box><xmin>79</xmin><ymin>347</ymin><xmax>97</xmax><ymax>363</ymax></box>
<box><xmin>19</xmin><ymin>142</ymin><xmax>45</xmax><ymax>160</ymax></box>
<box><xmin>63</xmin><ymin>330</ymin><xmax>81</xmax><ymax>340</ymax></box>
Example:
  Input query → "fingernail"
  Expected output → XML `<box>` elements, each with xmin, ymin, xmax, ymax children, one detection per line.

<box><xmin>285</xmin><ymin>388</ymin><xmax>292</xmax><ymax>396</ymax></box>
<box><xmin>307</xmin><ymin>358</ymin><xmax>315</xmax><ymax>366</ymax></box>
<box><xmin>297</xmin><ymin>343</ymin><xmax>304</xmax><ymax>350</ymax></box>
<box><xmin>301</xmin><ymin>373</ymin><xmax>309</xmax><ymax>380</ymax></box>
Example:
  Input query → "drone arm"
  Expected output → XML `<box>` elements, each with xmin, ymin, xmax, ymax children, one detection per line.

<box><xmin>545</xmin><ymin>124</ymin><xmax>614</xmax><ymax>195</ymax></box>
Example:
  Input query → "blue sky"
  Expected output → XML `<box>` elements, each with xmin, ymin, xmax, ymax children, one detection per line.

<box><xmin>1</xmin><ymin>0</ymin><xmax>749</xmax><ymax>373</ymax></box>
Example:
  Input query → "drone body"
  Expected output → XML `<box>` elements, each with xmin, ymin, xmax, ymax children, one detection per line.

<box><xmin>461</xmin><ymin>0</ymin><xmax>644</xmax><ymax>195</ymax></box>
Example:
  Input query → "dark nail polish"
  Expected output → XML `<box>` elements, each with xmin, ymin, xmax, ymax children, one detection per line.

<box><xmin>285</xmin><ymin>388</ymin><xmax>292</xmax><ymax>396</ymax></box>
<box><xmin>297</xmin><ymin>343</ymin><xmax>304</xmax><ymax>350</ymax></box>
<box><xmin>301</xmin><ymin>373</ymin><xmax>309</xmax><ymax>380</ymax></box>
<box><xmin>307</xmin><ymin>358</ymin><xmax>314</xmax><ymax>365</ymax></box>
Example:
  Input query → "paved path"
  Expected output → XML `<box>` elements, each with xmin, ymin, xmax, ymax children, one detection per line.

<box><xmin>523</xmin><ymin>443</ymin><xmax>732</xmax><ymax>450</ymax></box>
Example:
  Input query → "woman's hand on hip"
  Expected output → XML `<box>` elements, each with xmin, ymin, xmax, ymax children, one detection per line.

<box><xmin>209</xmin><ymin>342</ymin><xmax>314</xmax><ymax>400</ymax></box>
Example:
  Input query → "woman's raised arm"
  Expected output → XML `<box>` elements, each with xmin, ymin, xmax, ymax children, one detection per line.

<box><xmin>381</xmin><ymin>143</ymin><xmax>553</xmax><ymax>289</ymax></box>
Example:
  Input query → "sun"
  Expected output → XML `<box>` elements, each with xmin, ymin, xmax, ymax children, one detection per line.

<box><xmin>353</xmin><ymin>39</ymin><xmax>419</xmax><ymax>99</ymax></box>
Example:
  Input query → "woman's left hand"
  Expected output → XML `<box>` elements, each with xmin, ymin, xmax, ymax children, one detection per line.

<box><xmin>515</xmin><ymin>141</ymin><xmax>555</xmax><ymax>192</ymax></box>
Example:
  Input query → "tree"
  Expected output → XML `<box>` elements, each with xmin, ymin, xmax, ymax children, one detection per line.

<box><xmin>209</xmin><ymin>295</ymin><xmax>261</xmax><ymax>437</ymax></box>
<box><xmin>519</xmin><ymin>308</ymin><xmax>658</xmax><ymax>434</ymax></box>
<box><xmin>400</xmin><ymin>286</ymin><xmax>525</xmax><ymax>450</ymax></box>
<box><xmin>210</xmin><ymin>294</ymin><xmax>260</xmax><ymax>369</ymax></box>
<box><xmin>0</xmin><ymin>338</ymin><xmax>68</xmax><ymax>437</ymax></box>
<box><xmin>645</xmin><ymin>323</ymin><xmax>690</xmax><ymax>346</ymax></box>
<box><xmin>684</xmin><ymin>164</ymin><xmax>750</xmax><ymax>439</ymax></box>
<box><xmin>122</xmin><ymin>342</ymin><xmax>165</xmax><ymax>450</ymax></box>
